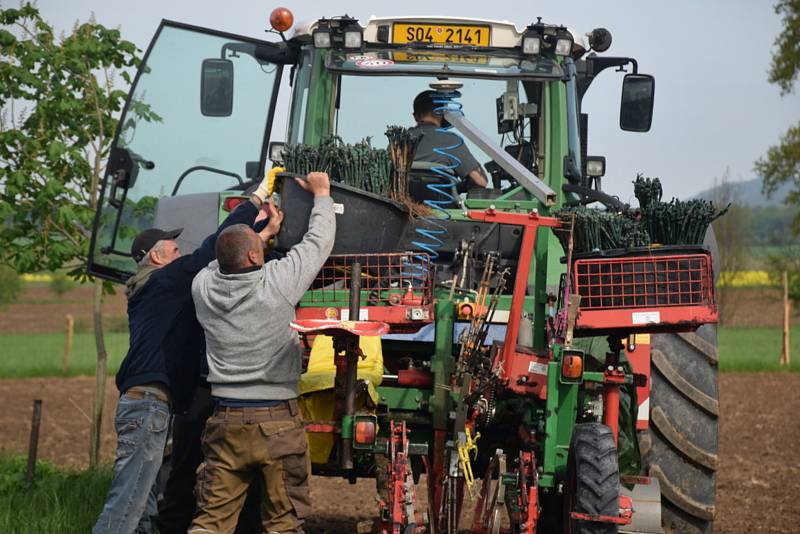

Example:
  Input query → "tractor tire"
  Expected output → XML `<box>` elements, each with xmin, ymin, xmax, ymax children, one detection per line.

<box><xmin>566</xmin><ymin>423</ymin><xmax>619</xmax><ymax>534</ymax></box>
<box><xmin>644</xmin><ymin>325</ymin><xmax>718</xmax><ymax>534</ymax></box>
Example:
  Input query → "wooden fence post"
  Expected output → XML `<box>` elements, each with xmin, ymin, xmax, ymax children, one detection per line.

<box><xmin>63</xmin><ymin>314</ymin><xmax>74</xmax><ymax>374</ymax></box>
<box><xmin>26</xmin><ymin>399</ymin><xmax>42</xmax><ymax>487</ymax></box>
<box><xmin>781</xmin><ymin>271</ymin><xmax>791</xmax><ymax>366</ymax></box>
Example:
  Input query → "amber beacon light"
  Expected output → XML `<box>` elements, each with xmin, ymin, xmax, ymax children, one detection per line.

<box><xmin>270</xmin><ymin>7</ymin><xmax>294</xmax><ymax>32</ymax></box>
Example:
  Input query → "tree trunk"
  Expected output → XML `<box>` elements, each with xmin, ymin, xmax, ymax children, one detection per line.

<box><xmin>90</xmin><ymin>278</ymin><xmax>108</xmax><ymax>467</ymax></box>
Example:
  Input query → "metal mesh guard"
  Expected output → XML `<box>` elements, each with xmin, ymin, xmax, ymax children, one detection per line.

<box><xmin>307</xmin><ymin>253</ymin><xmax>434</xmax><ymax>305</ymax></box>
<box><xmin>573</xmin><ymin>253</ymin><xmax>714</xmax><ymax>310</ymax></box>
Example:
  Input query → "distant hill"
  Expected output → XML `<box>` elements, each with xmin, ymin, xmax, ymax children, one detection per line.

<box><xmin>694</xmin><ymin>177</ymin><xmax>791</xmax><ymax>208</ymax></box>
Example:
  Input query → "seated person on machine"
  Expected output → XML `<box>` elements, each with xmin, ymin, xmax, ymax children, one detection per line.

<box><xmin>410</xmin><ymin>90</ymin><xmax>489</xmax><ymax>191</ymax></box>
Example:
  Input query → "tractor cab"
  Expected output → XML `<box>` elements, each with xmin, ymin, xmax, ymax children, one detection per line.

<box><xmin>88</xmin><ymin>14</ymin><xmax>653</xmax><ymax>285</ymax></box>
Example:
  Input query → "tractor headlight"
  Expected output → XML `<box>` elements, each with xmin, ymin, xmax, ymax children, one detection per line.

<box><xmin>522</xmin><ymin>35</ymin><xmax>541</xmax><ymax>55</ymax></box>
<box><xmin>343</xmin><ymin>26</ymin><xmax>363</xmax><ymax>49</ymax></box>
<box><xmin>586</xmin><ymin>156</ymin><xmax>606</xmax><ymax>178</ymax></box>
<box><xmin>554</xmin><ymin>36</ymin><xmax>573</xmax><ymax>56</ymax></box>
<box><xmin>313</xmin><ymin>28</ymin><xmax>332</xmax><ymax>48</ymax></box>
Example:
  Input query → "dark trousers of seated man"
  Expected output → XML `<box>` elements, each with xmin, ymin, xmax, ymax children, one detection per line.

<box><xmin>189</xmin><ymin>399</ymin><xmax>311</xmax><ymax>534</ymax></box>
<box><xmin>155</xmin><ymin>384</ymin><xmax>262</xmax><ymax>533</ymax></box>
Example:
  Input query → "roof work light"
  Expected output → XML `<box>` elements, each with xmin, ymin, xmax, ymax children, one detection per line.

<box><xmin>554</xmin><ymin>35</ymin><xmax>574</xmax><ymax>56</ymax></box>
<box><xmin>522</xmin><ymin>20</ymin><xmax>574</xmax><ymax>57</ymax></box>
<box><xmin>312</xmin><ymin>17</ymin><xmax>363</xmax><ymax>50</ymax></box>
<box><xmin>586</xmin><ymin>156</ymin><xmax>606</xmax><ymax>178</ymax></box>
<box><xmin>313</xmin><ymin>28</ymin><xmax>332</xmax><ymax>48</ymax></box>
<box><xmin>521</xmin><ymin>33</ymin><xmax>542</xmax><ymax>55</ymax></box>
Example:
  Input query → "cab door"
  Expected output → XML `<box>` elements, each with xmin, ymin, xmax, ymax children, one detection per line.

<box><xmin>89</xmin><ymin>21</ymin><xmax>289</xmax><ymax>282</ymax></box>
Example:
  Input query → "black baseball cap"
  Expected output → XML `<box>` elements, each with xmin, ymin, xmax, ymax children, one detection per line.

<box><xmin>131</xmin><ymin>228</ymin><xmax>183</xmax><ymax>262</ymax></box>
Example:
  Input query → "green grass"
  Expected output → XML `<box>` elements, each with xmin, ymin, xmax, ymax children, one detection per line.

<box><xmin>0</xmin><ymin>332</ymin><xmax>129</xmax><ymax>378</ymax></box>
<box><xmin>718</xmin><ymin>326</ymin><xmax>800</xmax><ymax>372</ymax></box>
<box><xmin>0</xmin><ymin>327</ymin><xmax>796</xmax><ymax>378</ymax></box>
<box><xmin>0</xmin><ymin>455</ymin><xmax>111</xmax><ymax>533</ymax></box>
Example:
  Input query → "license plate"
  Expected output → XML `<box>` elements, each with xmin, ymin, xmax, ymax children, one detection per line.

<box><xmin>393</xmin><ymin>23</ymin><xmax>490</xmax><ymax>46</ymax></box>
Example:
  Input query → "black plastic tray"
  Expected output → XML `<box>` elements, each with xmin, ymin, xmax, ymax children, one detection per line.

<box><xmin>276</xmin><ymin>176</ymin><xmax>410</xmax><ymax>255</ymax></box>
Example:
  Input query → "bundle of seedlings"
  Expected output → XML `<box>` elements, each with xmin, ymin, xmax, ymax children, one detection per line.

<box><xmin>634</xmin><ymin>175</ymin><xmax>729</xmax><ymax>246</ymax></box>
<box><xmin>385</xmin><ymin>125</ymin><xmax>422</xmax><ymax>200</ymax></box>
<box><xmin>335</xmin><ymin>137</ymin><xmax>393</xmax><ymax>195</ymax></box>
<box><xmin>554</xmin><ymin>207</ymin><xmax>650</xmax><ymax>253</ymax></box>
<box><xmin>557</xmin><ymin>175</ymin><xmax>727</xmax><ymax>253</ymax></box>
<box><xmin>281</xmin><ymin>136</ymin><xmax>339</xmax><ymax>176</ymax></box>
<box><xmin>281</xmin><ymin>136</ymin><xmax>393</xmax><ymax>195</ymax></box>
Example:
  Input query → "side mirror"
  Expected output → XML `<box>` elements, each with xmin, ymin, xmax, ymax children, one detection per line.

<box><xmin>620</xmin><ymin>73</ymin><xmax>655</xmax><ymax>132</ymax></box>
<box><xmin>201</xmin><ymin>58</ymin><xmax>234</xmax><ymax>117</ymax></box>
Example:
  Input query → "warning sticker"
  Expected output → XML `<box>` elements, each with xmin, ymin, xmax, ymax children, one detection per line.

<box><xmin>355</xmin><ymin>58</ymin><xmax>395</xmax><ymax>68</ymax></box>
<box><xmin>632</xmin><ymin>311</ymin><xmax>661</xmax><ymax>324</ymax></box>
<box><xmin>528</xmin><ymin>361</ymin><xmax>548</xmax><ymax>375</ymax></box>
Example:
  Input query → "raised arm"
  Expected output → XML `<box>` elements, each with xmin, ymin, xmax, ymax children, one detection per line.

<box><xmin>270</xmin><ymin>172</ymin><xmax>336</xmax><ymax>306</ymax></box>
<box><xmin>161</xmin><ymin>171</ymin><xmax>275</xmax><ymax>283</ymax></box>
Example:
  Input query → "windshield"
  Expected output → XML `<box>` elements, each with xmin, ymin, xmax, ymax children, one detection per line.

<box><xmin>336</xmin><ymin>75</ymin><xmax>508</xmax><ymax>160</ymax></box>
<box><xmin>326</xmin><ymin>47</ymin><xmax>563</xmax><ymax>80</ymax></box>
<box><xmin>288</xmin><ymin>45</ymin><xmax>566</xmax><ymax>194</ymax></box>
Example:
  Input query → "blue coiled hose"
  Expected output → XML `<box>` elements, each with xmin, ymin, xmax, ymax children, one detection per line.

<box><xmin>406</xmin><ymin>89</ymin><xmax>465</xmax><ymax>280</ymax></box>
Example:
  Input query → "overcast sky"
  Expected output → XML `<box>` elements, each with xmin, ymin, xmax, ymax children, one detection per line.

<box><xmin>34</xmin><ymin>0</ymin><xmax>800</xmax><ymax>201</ymax></box>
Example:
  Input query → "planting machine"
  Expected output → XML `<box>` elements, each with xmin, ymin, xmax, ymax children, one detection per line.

<box><xmin>89</xmin><ymin>8</ymin><xmax>720</xmax><ymax>533</ymax></box>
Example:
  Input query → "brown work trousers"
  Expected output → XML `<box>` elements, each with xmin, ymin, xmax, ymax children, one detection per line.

<box><xmin>189</xmin><ymin>399</ymin><xmax>311</xmax><ymax>534</ymax></box>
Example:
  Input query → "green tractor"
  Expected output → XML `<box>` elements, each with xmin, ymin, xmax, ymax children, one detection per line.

<box><xmin>89</xmin><ymin>9</ymin><xmax>719</xmax><ymax>533</ymax></box>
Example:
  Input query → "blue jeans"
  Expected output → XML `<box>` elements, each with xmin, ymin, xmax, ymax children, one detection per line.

<box><xmin>94</xmin><ymin>391</ymin><xmax>170</xmax><ymax>534</ymax></box>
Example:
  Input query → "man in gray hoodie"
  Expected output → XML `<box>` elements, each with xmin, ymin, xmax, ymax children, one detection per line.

<box><xmin>189</xmin><ymin>172</ymin><xmax>334</xmax><ymax>533</ymax></box>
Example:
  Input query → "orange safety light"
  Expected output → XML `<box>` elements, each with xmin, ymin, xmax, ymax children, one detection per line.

<box><xmin>561</xmin><ymin>353</ymin><xmax>583</xmax><ymax>380</ymax></box>
<box><xmin>270</xmin><ymin>7</ymin><xmax>294</xmax><ymax>32</ymax></box>
<box><xmin>354</xmin><ymin>418</ymin><xmax>377</xmax><ymax>446</ymax></box>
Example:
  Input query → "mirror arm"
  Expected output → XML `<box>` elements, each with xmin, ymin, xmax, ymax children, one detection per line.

<box><xmin>577</xmin><ymin>55</ymin><xmax>638</xmax><ymax>99</ymax></box>
<box><xmin>562</xmin><ymin>183</ymin><xmax>626</xmax><ymax>211</ymax></box>
<box><xmin>219</xmin><ymin>41</ymin><xmax>297</xmax><ymax>65</ymax></box>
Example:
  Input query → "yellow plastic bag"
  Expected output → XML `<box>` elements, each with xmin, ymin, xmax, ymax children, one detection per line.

<box><xmin>298</xmin><ymin>335</ymin><xmax>384</xmax><ymax>464</ymax></box>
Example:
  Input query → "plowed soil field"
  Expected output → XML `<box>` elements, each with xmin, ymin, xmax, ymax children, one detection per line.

<box><xmin>0</xmin><ymin>373</ymin><xmax>797</xmax><ymax>533</ymax></box>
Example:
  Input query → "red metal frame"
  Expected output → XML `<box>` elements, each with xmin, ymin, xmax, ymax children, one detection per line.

<box><xmin>626</xmin><ymin>336</ymin><xmax>652</xmax><ymax>431</ymax></box>
<box><xmin>572</xmin><ymin>252</ymin><xmax>717</xmax><ymax>333</ymax></box>
<box><xmin>602</xmin><ymin>370</ymin><xmax>626</xmax><ymax>445</ymax></box>
<box><xmin>305</xmin><ymin>421</ymin><xmax>339</xmax><ymax>433</ymax></box>
<box><xmin>518</xmin><ymin>451</ymin><xmax>539</xmax><ymax>533</ymax></box>
<box><xmin>296</xmin><ymin>252</ymin><xmax>435</xmax><ymax>332</ymax></box>
<box><xmin>380</xmin><ymin>421</ymin><xmax>426</xmax><ymax>534</ymax></box>
<box><xmin>570</xmin><ymin>493</ymin><xmax>633</xmax><ymax>526</ymax></box>
<box><xmin>466</xmin><ymin>209</ymin><xmax>561</xmax><ymax>382</ymax></box>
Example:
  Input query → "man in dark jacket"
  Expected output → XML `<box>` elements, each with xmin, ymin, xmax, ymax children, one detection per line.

<box><xmin>93</xmin><ymin>174</ymin><xmax>281</xmax><ymax>534</ymax></box>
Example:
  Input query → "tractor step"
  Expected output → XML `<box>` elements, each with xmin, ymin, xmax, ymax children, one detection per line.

<box><xmin>620</xmin><ymin>477</ymin><xmax>663</xmax><ymax>534</ymax></box>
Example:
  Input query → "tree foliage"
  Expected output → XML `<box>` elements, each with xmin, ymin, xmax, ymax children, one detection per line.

<box><xmin>769</xmin><ymin>0</ymin><xmax>800</xmax><ymax>95</ymax></box>
<box><xmin>757</xmin><ymin>1</ymin><xmax>800</xmax><ymax>230</ymax></box>
<box><xmin>0</xmin><ymin>4</ymin><xmax>138</xmax><ymax>275</ymax></box>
